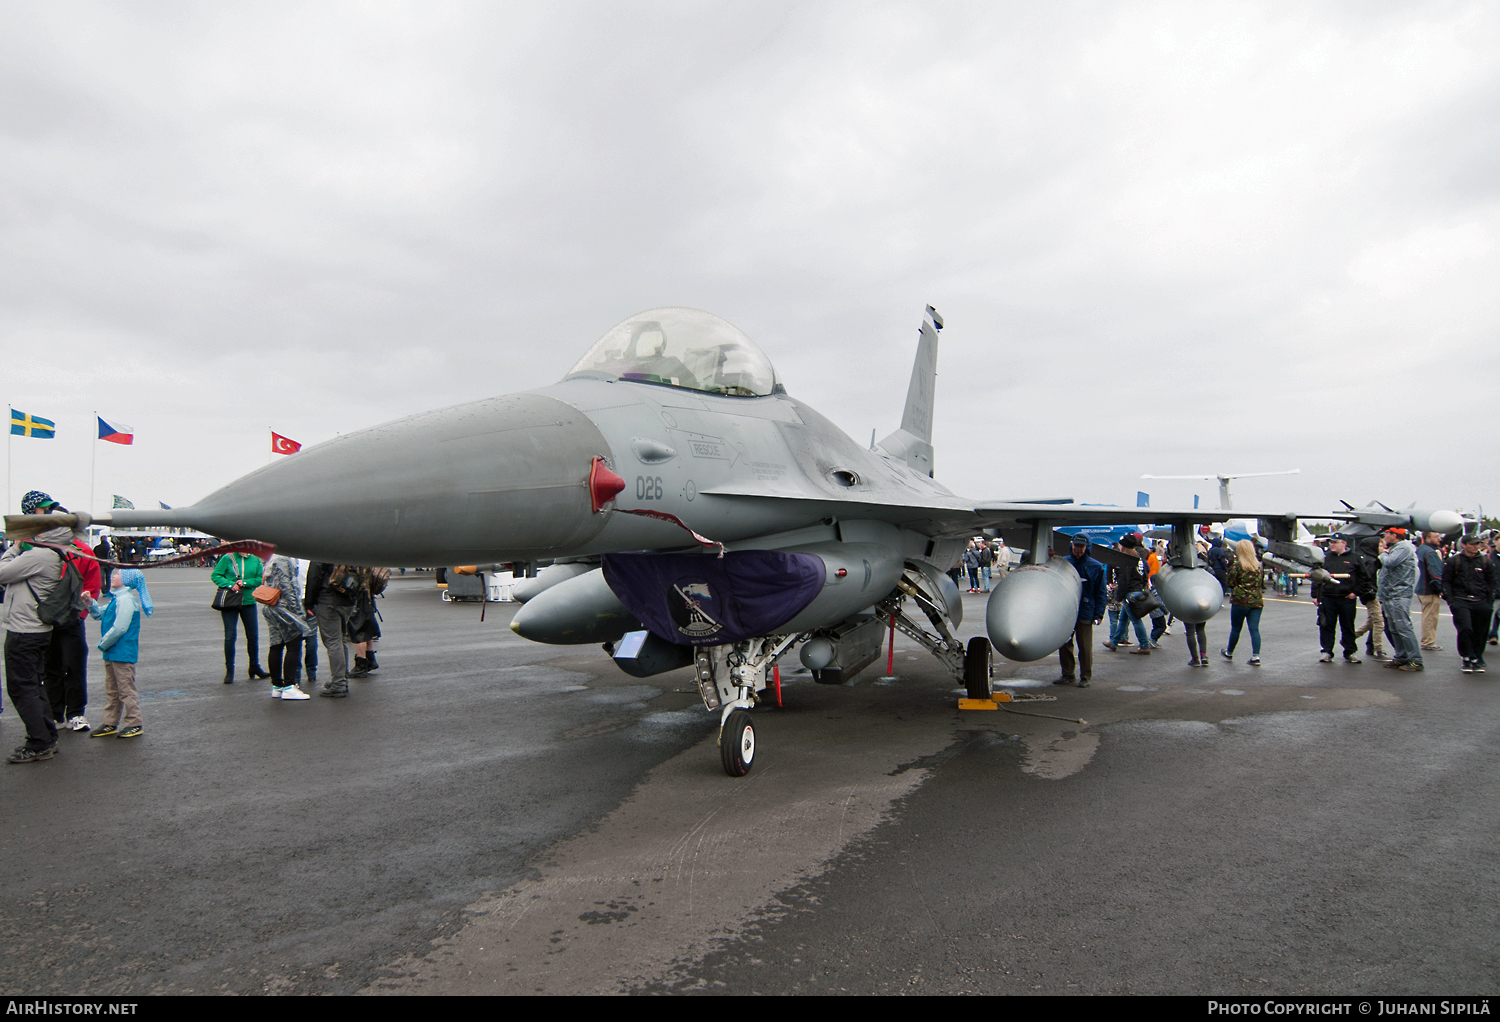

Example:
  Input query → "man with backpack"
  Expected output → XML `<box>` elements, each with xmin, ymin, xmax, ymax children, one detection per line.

<box><xmin>0</xmin><ymin>491</ymin><xmax>84</xmax><ymax>763</ymax></box>
<box><xmin>39</xmin><ymin>504</ymin><xmax>102</xmax><ymax>731</ymax></box>
<box><xmin>304</xmin><ymin>562</ymin><xmax>357</xmax><ymax>698</ymax></box>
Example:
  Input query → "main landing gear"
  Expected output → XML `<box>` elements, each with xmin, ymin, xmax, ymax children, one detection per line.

<box><xmin>964</xmin><ymin>635</ymin><xmax>992</xmax><ymax>700</ymax></box>
<box><xmin>877</xmin><ymin>570</ymin><xmax>993</xmax><ymax>698</ymax></box>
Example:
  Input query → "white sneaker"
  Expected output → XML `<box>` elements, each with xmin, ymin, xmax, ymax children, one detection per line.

<box><xmin>270</xmin><ymin>685</ymin><xmax>284</xmax><ymax>699</ymax></box>
<box><xmin>68</xmin><ymin>716</ymin><xmax>90</xmax><ymax>731</ymax></box>
<box><xmin>280</xmin><ymin>686</ymin><xmax>310</xmax><ymax>701</ymax></box>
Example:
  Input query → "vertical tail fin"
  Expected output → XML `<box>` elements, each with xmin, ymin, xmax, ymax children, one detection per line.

<box><xmin>877</xmin><ymin>306</ymin><xmax>941</xmax><ymax>477</ymax></box>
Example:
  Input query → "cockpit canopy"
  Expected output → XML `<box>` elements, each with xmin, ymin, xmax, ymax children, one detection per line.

<box><xmin>563</xmin><ymin>307</ymin><xmax>779</xmax><ymax>397</ymax></box>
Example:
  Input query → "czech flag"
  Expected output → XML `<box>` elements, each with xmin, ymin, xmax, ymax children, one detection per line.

<box><xmin>10</xmin><ymin>409</ymin><xmax>56</xmax><ymax>438</ymax></box>
<box><xmin>98</xmin><ymin>415</ymin><xmax>134</xmax><ymax>445</ymax></box>
<box><xmin>271</xmin><ymin>431</ymin><xmax>302</xmax><ymax>455</ymax></box>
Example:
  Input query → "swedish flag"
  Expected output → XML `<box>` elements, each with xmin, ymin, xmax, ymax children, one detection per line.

<box><xmin>10</xmin><ymin>409</ymin><xmax>56</xmax><ymax>439</ymax></box>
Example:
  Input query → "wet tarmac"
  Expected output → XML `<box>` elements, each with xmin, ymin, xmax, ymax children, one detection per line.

<box><xmin>2</xmin><ymin>570</ymin><xmax>1496</xmax><ymax>995</ymax></box>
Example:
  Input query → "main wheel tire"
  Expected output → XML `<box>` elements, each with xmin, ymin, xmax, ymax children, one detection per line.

<box><xmin>964</xmin><ymin>636</ymin><xmax>993</xmax><ymax>700</ymax></box>
<box><xmin>720</xmin><ymin>709</ymin><xmax>756</xmax><ymax>777</ymax></box>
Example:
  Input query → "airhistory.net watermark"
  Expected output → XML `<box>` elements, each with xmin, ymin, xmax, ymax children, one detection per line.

<box><xmin>4</xmin><ymin>1003</ymin><xmax>138</xmax><ymax>1016</ymax></box>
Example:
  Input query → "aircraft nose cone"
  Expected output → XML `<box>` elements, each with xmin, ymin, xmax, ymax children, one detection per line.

<box><xmin>1427</xmin><ymin>510</ymin><xmax>1463</xmax><ymax>536</ymax></box>
<box><xmin>180</xmin><ymin>393</ymin><xmax>614</xmax><ymax>564</ymax></box>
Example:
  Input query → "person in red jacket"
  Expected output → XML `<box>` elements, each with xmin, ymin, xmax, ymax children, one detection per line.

<box><xmin>19</xmin><ymin>493</ymin><xmax>102</xmax><ymax>732</ymax></box>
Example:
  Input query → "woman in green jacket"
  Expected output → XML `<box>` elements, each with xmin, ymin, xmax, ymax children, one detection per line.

<box><xmin>211</xmin><ymin>551</ymin><xmax>270</xmax><ymax>683</ymax></box>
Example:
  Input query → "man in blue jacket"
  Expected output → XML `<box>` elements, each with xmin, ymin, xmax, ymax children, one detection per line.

<box><xmin>1057</xmin><ymin>534</ymin><xmax>1108</xmax><ymax>687</ymax></box>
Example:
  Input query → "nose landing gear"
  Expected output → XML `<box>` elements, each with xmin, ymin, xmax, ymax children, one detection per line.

<box><xmin>719</xmin><ymin>709</ymin><xmax>756</xmax><ymax>776</ymax></box>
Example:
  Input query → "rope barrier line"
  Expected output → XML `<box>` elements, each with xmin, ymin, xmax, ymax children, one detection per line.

<box><xmin>1266</xmin><ymin>595</ymin><xmax>1452</xmax><ymax>618</ymax></box>
<box><xmin>1000</xmin><ymin>707</ymin><xmax>1088</xmax><ymax>725</ymax></box>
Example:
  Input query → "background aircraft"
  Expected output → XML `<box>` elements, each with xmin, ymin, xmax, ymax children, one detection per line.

<box><xmin>7</xmin><ymin>307</ymin><xmax>1463</xmax><ymax>775</ymax></box>
<box><xmin>1141</xmin><ymin>469</ymin><xmax>1301</xmax><ymax>512</ymax></box>
<box><xmin>1055</xmin><ymin>492</ymin><xmax>1159</xmax><ymax>548</ymax></box>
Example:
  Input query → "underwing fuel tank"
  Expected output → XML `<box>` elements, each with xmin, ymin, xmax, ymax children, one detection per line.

<box><xmin>510</xmin><ymin>568</ymin><xmax>642</xmax><ymax>644</ymax></box>
<box><xmin>985</xmin><ymin>558</ymin><xmax>1081</xmax><ymax>662</ymax></box>
<box><xmin>1151</xmin><ymin>566</ymin><xmax>1223</xmax><ymax>623</ymax></box>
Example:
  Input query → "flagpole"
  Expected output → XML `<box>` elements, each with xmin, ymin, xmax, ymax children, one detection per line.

<box><xmin>90</xmin><ymin>411</ymin><xmax>97</xmax><ymax>519</ymax></box>
<box><xmin>7</xmin><ymin>405</ymin><xmax>12</xmax><ymax>516</ymax></box>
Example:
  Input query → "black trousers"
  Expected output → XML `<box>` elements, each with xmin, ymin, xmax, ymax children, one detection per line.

<box><xmin>1185</xmin><ymin>621</ymin><xmax>1207</xmax><ymax>660</ymax></box>
<box><xmin>44</xmin><ymin>615</ymin><xmax>88</xmax><ymax>721</ymax></box>
<box><xmin>6</xmin><ymin>631</ymin><xmax>58</xmax><ymax>750</ymax></box>
<box><xmin>1319</xmin><ymin>596</ymin><xmax>1359</xmax><ymax>654</ymax></box>
<box><xmin>1450</xmin><ymin>600</ymin><xmax>1495</xmax><ymax>662</ymax></box>
<box><xmin>268</xmin><ymin>639</ymin><xmax>304</xmax><ymax>685</ymax></box>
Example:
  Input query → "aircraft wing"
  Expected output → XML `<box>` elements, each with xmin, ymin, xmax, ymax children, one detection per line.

<box><xmin>973</xmin><ymin>502</ymin><xmax>1306</xmax><ymax>527</ymax></box>
<box><xmin>691</xmin><ymin>476</ymin><xmax>1442</xmax><ymax>542</ymax></box>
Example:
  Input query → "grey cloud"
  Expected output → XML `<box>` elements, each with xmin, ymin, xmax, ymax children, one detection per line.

<box><xmin>1</xmin><ymin>1</ymin><xmax>1496</xmax><ymax>517</ymax></box>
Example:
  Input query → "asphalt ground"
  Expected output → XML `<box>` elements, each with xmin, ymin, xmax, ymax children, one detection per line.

<box><xmin>2</xmin><ymin>570</ymin><xmax>1496</xmax><ymax>996</ymax></box>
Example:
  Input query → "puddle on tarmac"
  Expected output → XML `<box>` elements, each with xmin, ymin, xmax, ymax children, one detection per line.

<box><xmin>1220</xmin><ymin>689</ymin><xmax>1245</xmax><ymax>695</ymax></box>
<box><xmin>1117</xmin><ymin>685</ymin><xmax>1160</xmax><ymax>692</ymax></box>
<box><xmin>997</xmin><ymin>677</ymin><xmax>1055</xmax><ymax>689</ymax></box>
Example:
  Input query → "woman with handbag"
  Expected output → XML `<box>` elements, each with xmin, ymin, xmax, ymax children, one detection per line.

<box><xmin>211</xmin><ymin>549</ymin><xmax>270</xmax><ymax>683</ymax></box>
<box><xmin>259</xmin><ymin>555</ymin><xmax>311</xmax><ymax>700</ymax></box>
<box><xmin>1104</xmin><ymin>536</ymin><xmax>1156</xmax><ymax>653</ymax></box>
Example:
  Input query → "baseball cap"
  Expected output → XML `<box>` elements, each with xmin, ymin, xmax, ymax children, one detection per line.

<box><xmin>20</xmin><ymin>490</ymin><xmax>58</xmax><ymax>514</ymax></box>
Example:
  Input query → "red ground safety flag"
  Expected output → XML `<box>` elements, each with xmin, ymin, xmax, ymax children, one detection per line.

<box><xmin>271</xmin><ymin>431</ymin><xmax>302</xmax><ymax>455</ymax></box>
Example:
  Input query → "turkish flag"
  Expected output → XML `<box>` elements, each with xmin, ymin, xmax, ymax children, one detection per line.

<box><xmin>271</xmin><ymin>431</ymin><xmax>302</xmax><ymax>455</ymax></box>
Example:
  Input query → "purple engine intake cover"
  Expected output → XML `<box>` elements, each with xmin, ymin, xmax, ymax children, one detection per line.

<box><xmin>601</xmin><ymin>550</ymin><xmax>826</xmax><ymax>646</ymax></box>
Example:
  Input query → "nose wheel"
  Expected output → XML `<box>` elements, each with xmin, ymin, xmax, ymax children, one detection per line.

<box><xmin>720</xmin><ymin>709</ymin><xmax>756</xmax><ymax>776</ymax></box>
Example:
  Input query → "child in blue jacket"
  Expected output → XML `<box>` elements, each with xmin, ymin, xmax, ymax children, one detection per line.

<box><xmin>86</xmin><ymin>568</ymin><xmax>152</xmax><ymax>738</ymax></box>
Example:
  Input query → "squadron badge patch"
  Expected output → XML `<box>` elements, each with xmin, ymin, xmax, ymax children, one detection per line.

<box><xmin>669</xmin><ymin>579</ymin><xmax>723</xmax><ymax>640</ymax></box>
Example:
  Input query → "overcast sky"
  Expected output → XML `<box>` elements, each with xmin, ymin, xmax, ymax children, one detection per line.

<box><xmin>3</xmin><ymin>1</ymin><xmax>1496</xmax><ymax>522</ymax></box>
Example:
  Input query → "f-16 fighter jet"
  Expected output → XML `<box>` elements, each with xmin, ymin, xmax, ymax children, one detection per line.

<box><xmin>6</xmin><ymin>307</ymin><xmax>1465</xmax><ymax>775</ymax></box>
